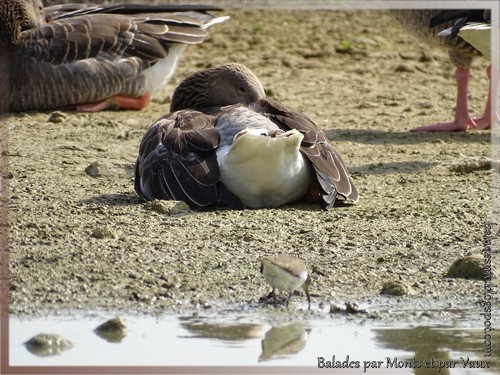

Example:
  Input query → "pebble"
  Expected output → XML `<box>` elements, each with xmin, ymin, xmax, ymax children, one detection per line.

<box><xmin>447</xmin><ymin>254</ymin><xmax>484</xmax><ymax>280</ymax></box>
<box><xmin>94</xmin><ymin>317</ymin><xmax>127</xmax><ymax>343</ymax></box>
<box><xmin>25</xmin><ymin>333</ymin><xmax>73</xmax><ymax>357</ymax></box>
<box><xmin>395</xmin><ymin>64</ymin><xmax>415</xmax><ymax>73</ymax></box>
<box><xmin>380</xmin><ymin>280</ymin><xmax>412</xmax><ymax>296</ymax></box>
<box><xmin>85</xmin><ymin>162</ymin><xmax>103</xmax><ymax>177</ymax></box>
<box><xmin>48</xmin><ymin>111</ymin><xmax>67</xmax><ymax>123</ymax></box>
<box><xmin>144</xmin><ymin>200</ymin><xmax>191</xmax><ymax>215</ymax></box>
<box><xmin>90</xmin><ymin>226</ymin><xmax>118</xmax><ymax>239</ymax></box>
<box><xmin>448</xmin><ymin>158</ymin><xmax>492</xmax><ymax>173</ymax></box>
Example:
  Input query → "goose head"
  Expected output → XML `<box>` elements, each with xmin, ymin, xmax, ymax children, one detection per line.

<box><xmin>170</xmin><ymin>63</ymin><xmax>266</xmax><ymax>112</ymax></box>
<box><xmin>0</xmin><ymin>0</ymin><xmax>45</xmax><ymax>47</ymax></box>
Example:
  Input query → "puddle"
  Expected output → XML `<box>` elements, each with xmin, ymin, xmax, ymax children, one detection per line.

<box><xmin>8</xmin><ymin>304</ymin><xmax>498</xmax><ymax>373</ymax></box>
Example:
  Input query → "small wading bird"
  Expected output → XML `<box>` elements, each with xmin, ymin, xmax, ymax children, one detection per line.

<box><xmin>0</xmin><ymin>0</ymin><xmax>228</xmax><ymax>113</ymax></box>
<box><xmin>391</xmin><ymin>9</ymin><xmax>493</xmax><ymax>132</ymax></box>
<box><xmin>259</xmin><ymin>254</ymin><xmax>311</xmax><ymax>307</ymax></box>
<box><xmin>134</xmin><ymin>63</ymin><xmax>359</xmax><ymax>210</ymax></box>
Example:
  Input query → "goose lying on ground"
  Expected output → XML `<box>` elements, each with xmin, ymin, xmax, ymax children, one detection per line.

<box><xmin>134</xmin><ymin>63</ymin><xmax>358</xmax><ymax>210</ymax></box>
<box><xmin>391</xmin><ymin>9</ymin><xmax>492</xmax><ymax>132</ymax></box>
<box><xmin>0</xmin><ymin>0</ymin><xmax>227</xmax><ymax>113</ymax></box>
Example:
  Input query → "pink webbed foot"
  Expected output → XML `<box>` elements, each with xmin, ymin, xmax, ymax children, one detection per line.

<box><xmin>75</xmin><ymin>93</ymin><xmax>152</xmax><ymax>112</ymax></box>
<box><xmin>472</xmin><ymin>115</ymin><xmax>491</xmax><ymax>130</ymax></box>
<box><xmin>412</xmin><ymin>65</ymin><xmax>493</xmax><ymax>132</ymax></box>
<box><xmin>411</xmin><ymin>119</ymin><xmax>474</xmax><ymax>132</ymax></box>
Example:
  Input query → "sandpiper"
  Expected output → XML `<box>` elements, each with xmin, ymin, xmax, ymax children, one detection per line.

<box><xmin>259</xmin><ymin>254</ymin><xmax>311</xmax><ymax>307</ymax></box>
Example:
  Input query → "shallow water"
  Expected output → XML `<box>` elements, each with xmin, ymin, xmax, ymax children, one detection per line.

<box><xmin>9</xmin><ymin>305</ymin><xmax>498</xmax><ymax>373</ymax></box>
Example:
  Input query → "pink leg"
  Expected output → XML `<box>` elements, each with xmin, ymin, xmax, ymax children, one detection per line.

<box><xmin>413</xmin><ymin>67</ymin><xmax>477</xmax><ymax>132</ymax></box>
<box><xmin>76</xmin><ymin>93</ymin><xmax>152</xmax><ymax>112</ymax></box>
<box><xmin>473</xmin><ymin>65</ymin><xmax>492</xmax><ymax>130</ymax></box>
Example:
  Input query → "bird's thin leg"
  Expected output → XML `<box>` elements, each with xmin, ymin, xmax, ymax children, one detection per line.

<box><xmin>412</xmin><ymin>67</ymin><xmax>477</xmax><ymax>132</ymax></box>
<box><xmin>272</xmin><ymin>288</ymin><xmax>277</xmax><ymax>305</ymax></box>
<box><xmin>286</xmin><ymin>292</ymin><xmax>292</xmax><ymax>307</ymax></box>
<box><xmin>473</xmin><ymin>65</ymin><xmax>493</xmax><ymax>130</ymax></box>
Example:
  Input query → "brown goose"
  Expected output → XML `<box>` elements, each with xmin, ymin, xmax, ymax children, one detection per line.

<box><xmin>434</xmin><ymin>9</ymin><xmax>491</xmax><ymax>60</ymax></box>
<box><xmin>391</xmin><ymin>9</ymin><xmax>492</xmax><ymax>132</ymax></box>
<box><xmin>134</xmin><ymin>63</ymin><xmax>359</xmax><ymax>211</ymax></box>
<box><xmin>0</xmin><ymin>1</ymin><xmax>228</xmax><ymax>113</ymax></box>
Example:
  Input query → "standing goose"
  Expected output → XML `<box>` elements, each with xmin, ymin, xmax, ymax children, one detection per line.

<box><xmin>134</xmin><ymin>63</ymin><xmax>359</xmax><ymax>211</ymax></box>
<box><xmin>0</xmin><ymin>0</ymin><xmax>228</xmax><ymax>113</ymax></box>
<box><xmin>391</xmin><ymin>9</ymin><xmax>492</xmax><ymax>132</ymax></box>
<box><xmin>434</xmin><ymin>9</ymin><xmax>492</xmax><ymax>60</ymax></box>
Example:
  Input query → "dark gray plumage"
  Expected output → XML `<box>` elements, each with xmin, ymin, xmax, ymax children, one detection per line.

<box><xmin>0</xmin><ymin>0</ymin><xmax>227</xmax><ymax>113</ymax></box>
<box><xmin>134</xmin><ymin>63</ymin><xmax>359</xmax><ymax>211</ymax></box>
<box><xmin>390</xmin><ymin>9</ymin><xmax>492</xmax><ymax>132</ymax></box>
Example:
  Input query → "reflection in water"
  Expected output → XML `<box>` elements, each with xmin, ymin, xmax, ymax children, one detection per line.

<box><xmin>11</xmin><ymin>311</ymin><xmax>498</xmax><ymax>370</ymax></box>
<box><xmin>25</xmin><ymin>333</ymin><xmax>73</xmax><ymax>357</ymax></box>
<box><xmin>179</xmin><ymin>315</ymin><xmax>263</xmax><ymax>342</ymax></box>
<box><xmin>259</xmin><ymin>323</ymin><xmax>309</xmax><ymax>362</ymax></box>
<box><xmin>373</xmin><ymin>327</ymin><xmax>498</xmax><ymax>375</ymax></box>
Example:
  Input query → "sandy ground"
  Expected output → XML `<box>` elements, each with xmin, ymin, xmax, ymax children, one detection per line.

<box><xmin>4</xmin><ymin>5</ymin><xmax>497</xmax><ymax>317</ymax></box>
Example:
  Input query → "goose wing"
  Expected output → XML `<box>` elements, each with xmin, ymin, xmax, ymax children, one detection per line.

<box><xmin>251</xmin><ymin>98</ymin><xmax>358</xmax><ymax>209</ymax></box>
<box><xmin>21</xmin><ymin>8</ymin><xmax>215</xmax><ymax>66</ymax></box>
<box><xmin>430</xmin><ymin>9</ymin><xmax>489</xmax><ymax>36</ymax></box>
<box><xmin>134</xmin><ymin>110</ymin><xmax>244</xmax><ymax>211</ymax></box>
<box><xmin>44</xmin><ymin>4</ymin><xmax>223</xmax><ymax>20</ymax></box>
<box><xmin>9</xmin><ymin>5</ymin><xmax>225</xmax><ymax>111</ymax></box>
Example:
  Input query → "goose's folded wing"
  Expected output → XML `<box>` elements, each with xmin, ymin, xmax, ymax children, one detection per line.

<box><xmin>430</xmin><ymin>9</ymin><xmax>488</xmax><ymax>37</ymax></box>
<box><xmin>45</xmin><ymin>4</ymin><xmax>223</xmax><ymax>20</ymax></box>
<box><xmin>20</xmin><ymin>9</ymin><xmax>216</xmax><ymax>66</ymax></box>
<box><xmin>252</xmin><ymin>98</ymin><xmax>359</xmax><ymax>208</ymax></box>
<box><xmin>134</xmin><ymin>110</ymin><xmax>243</xmax><ymax>210</ymax></box>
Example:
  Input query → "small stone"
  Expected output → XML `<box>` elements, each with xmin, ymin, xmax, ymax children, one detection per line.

<box><xmin>417</xmin><ymin>101</ymin><xmax>433</xmax><ymax>109</ymax></box>
<box><xmin>380</xmin><ymin>280</ymin><xmax>411</xmax><ymax>296</ymax></box>
<box><xmin>117</xmin><ymin>130</ymin><xmax>129</xmax><ymax>140</ymax></box>
<box><xmin>144</xmin><ymin>199</ymin><xmax>191</xmax><ymax>214</ymax></box>
<box><xmin>85</xmin><ymin>161</ymin><xmax>133</xmax><ymax>178</ymax></box>
<box><xmin>345</xmin><ymin>301</ymin><xmax>367</xmax><ymax>314</ymax></box>
<box><xmin>447</xmin><ymin>254</ymin><xmax>484</xmax><ymax>280</ymax></box>
<box><xmin>85</xmin><ymin>162</ymin><xmax>102</xmax><ymax>177</ymax></box>
<box><xmin>90</xmin><ymin>226</ymin><xmax>118</xmax><ymax>239</ymax></box>
<box><xmin>419</xmin><ymin>51</ymin><xmax>434</xmax><ymax>62</ymax></box>
<box><xmin>48</xmin><ymin>111</ymin><xmax>67</xmax><ymax>123</ymax></box>
<box><xmin>448</xmin><ymin>158</ymin><xmax>492</xmax><ymax>173</ymax></box>
<box><xmin>94</xmin><ymin>318</ymin><xmax>127</xmax><ymax>343</ymax></box>
<box><xmin>395</xmin><ymin>64</ymin><xmax>415</xmax><ymax>73</ymax></box>
<box><xmin>25</xmin><ymin>333</ymin><xmax>73</xmax><ymax>357</ymax></box>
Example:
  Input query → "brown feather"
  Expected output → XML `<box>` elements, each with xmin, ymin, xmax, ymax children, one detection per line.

<box><xmin>136</xmin><ymin>63</ymin><xmax>358</xmax><ymax>210</ymax></box>
<box><xmin>1</xmin><ymin>0</ymin><xmax>227</xmax><ymax>112</ymax></box>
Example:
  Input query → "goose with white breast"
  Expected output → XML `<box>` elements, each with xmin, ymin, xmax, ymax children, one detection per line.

<box><xmin>134</xmin><ymin>63</ymin><xmax>359</xmax><ymax>210</ymax></box>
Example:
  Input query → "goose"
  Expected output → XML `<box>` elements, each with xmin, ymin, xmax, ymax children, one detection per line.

<box><xmin>134</xmin><ymin>63</ymin><xmax>359</xmax><ymax>211</ymax></box>
<box><xmin>435</xmin><ymin>9</ymin><xmax>491</xmax><ymax>60</ymax></box>
<box><xmin>0</xmin><ymin>0</ymin><xmax>228</xmax><ymax>113</ymax></box>
<box><xmin>391</xmin><ymin>9</ymin><xmax>492</xmax><ymax>132</ymax></box>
